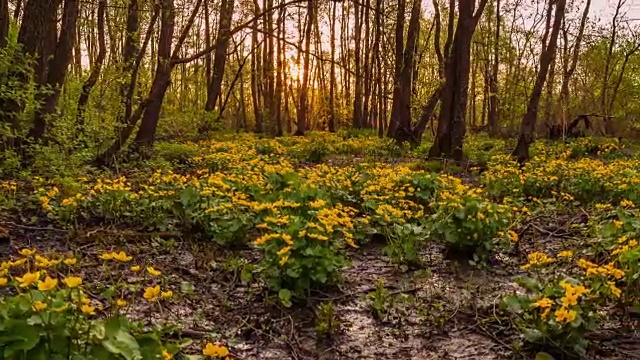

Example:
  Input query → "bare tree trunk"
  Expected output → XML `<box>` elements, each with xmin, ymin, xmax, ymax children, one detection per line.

<box><xmin>251</xmin><ymin>0</ymin><xmax>263</xmax><ymax>133</ymax></box>
<box><xmin>121</xmin><ymin>0</ymin><xmax>140</xmax><ymax>123</ymax></box>
<box><xmin>512</xmin><ymin>0</ymin><xmax>566</xmax><ymax>162</ymax></box>
<box><xmin>558</xmin><ymin>0</ymin><xmax>590</xmax><ymax>136</ymax></box>
<box><xmin>203</xmin><ymin>0</ymin><xmax>235</xmax><ymax>121</ymax></box>
<box><xmin>29</xmin><ymin>0</ymin><xmax>79</xmax><ymax>141</ymax></box>
<box><xmin>428</xmin><ymin>0</ymin><xmax>488</xmax><ymax>160</ymax></box>
<box><xmin>76</xmin><ymin>0</ymin><xmax>106</xmax><ymax>129</ymax></box>
<box><xmin>274</xmin><ymin>2</ymin><xmax>285</xmax><ymax>135</ymax></box>
<box><xmin>204</xmin><ymin>0</ymin><xmax>212</xmax><ymax>87</ymax></box>
<box><xmin>351</xmin><ymin>1</ymin><xmax>363</xmax><ymax>128</ymax></box>
<box><xmin>600</xmin><ymin>0</ymin><xmax>624</xmax><ymax>133</ymax></box>
<box><xmin>487</xmin><ymin>0</ymin><xmax>500</xmax><ymax>135</ymax></box>
<box><xmin>389</xmin><ymin>0</ymin><xmax>421</xmax><ymax>142</ymax></box>
<box><xmin>328</xmin><ymin>0</ymin><xmax>337</xmax><ymax>132</ymax></box>
<box><xmin>294</xmin><ymin>0</ymin><xmax>313</xmax><ymax>135</ymax></box>
<box><xmin>0</xmin><ymin>0</ymin><xmax>8</xmax><ymax>48</ymax></box>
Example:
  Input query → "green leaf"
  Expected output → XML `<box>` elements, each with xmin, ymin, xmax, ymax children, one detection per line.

<box><xmin>102</xmin><ymin>329</ymin><xmax>142</xmax><ymax>360</ymax></box>
<box><xmin>279</xmin><ymin>289</ymin><xmax>292</xmax><ymax>308</ymax></box>
<box><xmin>535</xmin><ymin>352</ymin><xmax>555</xmax><ymax>360</ymax></box>
<box><xmin>522</xmin><ymin>328</ymin><xmax>542</xmax><ymax>342</ymax></box>
<box><xmin>514</xmin><ymin>276</ymin><xmax>541</xmax><ymax>292</ymax></box>
<box><xmin>180</xmin><ymin>281</ymin><xmax>195</xmax><ymax>295</ymax></box>
<box><xmin>503</xmin><ymin>295</ymin><xmax>523</xmax><ymax>313</ymax></box>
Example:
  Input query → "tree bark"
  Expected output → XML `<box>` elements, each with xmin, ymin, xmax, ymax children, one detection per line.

<box><xmin>294</xmin><ymin>0</ymin><xmax>314</xmax><ymax>135</ymax></box>
<box><xmin>487</xmin><ymin>0</ymin><xmax>500</xmax><ymax>136</ymax></box>
<box><xmin>428</xmin><ymin>0</ymin><xmax>488</xmax><ymax>160</ymax></box>
<box><xmin>0</xmin><ymin>0</ymin><xmax>8</xmax><ymax>48</ymax></box>
<box><xmin>29</xmin><ymin>0</ymin><xmax>79</xmax><ymax>141</ymax></box>
<box><xmin>204</xmin><ymin>0</ymin><xmax>235</xmax><ymax>113</ymax></box>
<box><xmin>512</xmin><ymin>0</ymin><xmax>566</xmax><ymax>162</ymax></box>
<box><xmin>76</xmin><ymin>0</ymin><xmax>106</xmax><ymax>129</ymax></box>
<box><xmin>389</xmin><ymin>0</ymin><xmax>421</xmax><ymax>142</ymax></box>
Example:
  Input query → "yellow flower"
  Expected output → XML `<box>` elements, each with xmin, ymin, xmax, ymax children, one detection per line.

<box><xmin>555</xmin><ymin>307</ymin><xmax>577</xmax><ymax>323</ymax></box>
<box><xmin>54</xmin><ymin>304</ymin><xmax>69</xmax><ymax>312</ymax></box>
<box><xmin>629</xmin><ymin>240</ymin><xmax>638</xmax><ymax>247</ymax></box>
<box><xmin>147</xmin><ymin>267</ymin><xmax>161</xmax><ymax>276</ymax></box>
<box><xmin>620</xmin><ymin>199</ymin><xmax>634</xmax><ymax>208</ymax></box>
<box><xmin>161</xmin><ymin>290</ymin><xmax>173</xmax><ymax>299</ymax></box>
<box><xmin>16</xmin><ymin>271</ymin><xmax>40</xmax><ymax>287</ymax></box>
<box><xmin>63</xmin><ymin>276</ymin><xmax>83</xmax><ymax>288</ymax></box>
<box><xmin>279</xmin><ymin>255</ymin><xmax>289</xmax><ymax>266</ymax></box>
<box><xmin>507</xmin><ymin>230</ymin><xmax>518</xmax><ymax>242</ymax></box>
<box><xmin>81</xmin><ymin>304</ymin><xmax>96</xmax><ymax>315</ymax></box>
<box><xmin>99</xmin><ymin>252</ymin><xmax>114</xmax><ymax>260</ymax></box>
<box><xmin>557</xmin><ymin>251</ymin><xmax>573</xmax><ymax>258</ymax></box>
<box><xmin>277</xmin><ymin>246</ymin><xmax>292</xmax><ymax>256</ymax></box>
<box><xmin>37</xmin><ymin>276</ymin><xmax>58</xmax><ymax>291</ymax></box>
<box><xmin>130</xmin><ymin>265</ymin><xmax>141</xmax><ymax>272</ymax></box>
<box><xmin>203</xmin><ymin>343</ymin><xmax>230</xmax><ymax>358</ymax></box>
<box><xmin>80</xmin><ymin>297</ymin><xmax>91</xmax><ymax>305</ymax></box>
<box><xmin>19</xmin><ymin>248</ymin><xmax>36</xmax><ymax>257</ymax></box>
<box><xmin>64</xmin><ymin>258</ymin><xmax>77</xmax><ymax>266</ymax></box>
<box><xmin>163</xmin><ymin>350</ymin><xmax>173</xmax><ymax>360</ymax></box>
<box><xmin>608</xmin><ymin>282</ymin><xmax>622</xmax><ymax>298</ymax></box>
<box><xmin>561</xmin><ymin>293</ymin><xmax>578</xmax><ymax>307</ymax></box>
<box><xmin>116</xmin><ymin>299</ymin><xmax>128</xmax><ymax>307</ymax></box>
<box><xmin>10</xmin><ymin>259</ymin><xmax>26</xmax><ymax>267</ymax></box>
<box><xmin>112</xmin><ymin>251</ymin><xmax>132</xmax><ymax>262</ymax></box>
<box><xmin>32</xmin><ymin>301</ymin><xmax>48</xmax><ymax>312</ymax></box>
<box><xmin>532</xmin><ymin>297</ymin><xmax>553</xmax><ymax>308</ymax></box>
<box><xmin>143</xmin><ymin>286</ymin><xmax>161</xmax><ymax>301</ymax></box>
<box><xmin>0</xmin><ymin>277</ymin><xmax>6</xmax><ymax>286</ymax></box>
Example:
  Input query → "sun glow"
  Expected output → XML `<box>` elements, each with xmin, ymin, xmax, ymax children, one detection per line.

<box><xmin>288</xmin><ymin>61</ymin><xmax>302</xmax><ymax>81</ymax></box>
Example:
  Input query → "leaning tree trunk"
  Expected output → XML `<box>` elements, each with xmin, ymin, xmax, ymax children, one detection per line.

<box><xmin>512</xmin><ymin>0</ymin><xmax>566</xmax><ymax>162</ymax></box>
<box><xmin>76</xmin><ymin>0</ymin><xmax>107</xmax><ymax>131</ymax></box>
<box><xmin>428</xmin><ymin>0</ymin><xmax>488</xmax><ymax>161</ymax></box>
<box><xmin>132</xmin><ymin>0</ymin><xmax>175</xmax><ymax>153</ymax></box>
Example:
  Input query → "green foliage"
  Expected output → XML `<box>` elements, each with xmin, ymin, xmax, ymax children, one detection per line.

<box><xmin>314</xmin><ymin>302</ymin><xmax>341</xmax><ymax>339</ymax></box>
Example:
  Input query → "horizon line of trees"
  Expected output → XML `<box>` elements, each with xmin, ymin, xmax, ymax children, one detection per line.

<box><xmin>0</xmin><ymin>0</ymin><xmax>639</xmax><ymax>166</ymax></box>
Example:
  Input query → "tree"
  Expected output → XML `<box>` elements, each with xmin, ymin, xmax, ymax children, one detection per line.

<box><xmin>76</xmin><ymin>0</ymin><xmax>107</xmax><ymax>131</ymax></box>
<box><xmin>204</xmin><ymin>0</ymin><xmax>235</xmax><ymax>115</ymax></box>
<box><xmin>428</xmin><ymin>0</ymin><xmax>488</xmax><ymax>161</ymax></box>
<box><xmin>512</xmin><ymin>0</ymin><xmax>566</xmax><ymax>162</ymax></box>
<box><xmin>388</xmin><ymin>0</ymin><xmax>421</xmax><ymax>142</ymax></box>
<box><xmin>294</xmin><ymin>0</ymin><xmax>314</xmax><ymax>135</ymax></box>
<box><xmin>29</xmin><ymin>0</ymin><xmax>80</xmax><ymax>142</ymax></box>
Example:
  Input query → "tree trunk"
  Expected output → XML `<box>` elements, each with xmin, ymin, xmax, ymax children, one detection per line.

<box><xmin>389</xmin><ymin>0</ymin><xmax>421</xmax><ymax>142</ymax></box>
<box><xmin>387</xmin><ymin>0</ymin><xmax>405</xmax><ymax>138</ymax></box>
<box><xmin>294</xmin><ymin>0</ymin><xmax>314</xmax><ymax>135</ymax></box>
<box><xmin>76</xmin><ymin>0</ymin><xmax>106</xmax><ymax>130</ymax></box>
<box><xmin>428</xmin><ymin>0</ymin><xmax>488</xmax><ymax>160</ymax></box>
<box><xmin>487</xmin><ymin>0</ymin><xmax>500</xmax><ymax>136</ymax></box>
<box><xmin>512</xmin><ymin>0</ymin><xmax>566</xmax><ymax>162</ymax></box>
<box><xmin>251</xmin><ymin>0</ymin><xmax>263</xmax><ymax>133</ymax></box>
<box><xmin>0</xmin><ymin>0</ymin><xmax>8</xmax><ymax>48</ymax></box>
<box><xmin>352</xmin><ymin>0</ymin><xmax>362</xmax><ymax>128</ymax></box>
<box><xmin>328</xmin><ymin>0</ymin><xmax>337</xmax><ymax>132</ymax></box>
<box><xmin>204</xmin><ymin>0</ymin><xmax>235</xmax><ymax>113</ymax></box>
<box><xmin>131</xmin><ymin>0</ymin><xmax>175</xmax><ymax>153</ymax></box>
<box><xmin>29</xmin><ymin>0</ymin><xmax>79</xmax><ymax>141</ymax></box>
<box><xmin>121</xmin><ymin>0</ymin><xmax>140</xmax><ymax>123</ymax></box>
<box><xmin>558</xmin><ymin>0</ymin><xmax>590</xmax><ymax>136</ymax></box>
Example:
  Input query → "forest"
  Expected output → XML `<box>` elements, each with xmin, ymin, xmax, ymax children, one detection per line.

<box><xmin>0</xmin><ymin>0</ymin><xmax>640</xmax><ymax>359</ymax></box>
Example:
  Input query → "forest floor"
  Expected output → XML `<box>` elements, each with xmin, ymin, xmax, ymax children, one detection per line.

<box><xmin>1</xmin><ymin>133</ymin><xmax>640</xmax><ymax>359</ymax></box>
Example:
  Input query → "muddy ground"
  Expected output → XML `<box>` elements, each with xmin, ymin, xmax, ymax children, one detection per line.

<box><xmin>2</xmin><ymin>215</ymin><xmax>639</xmax><ymax>360</ymax></box>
